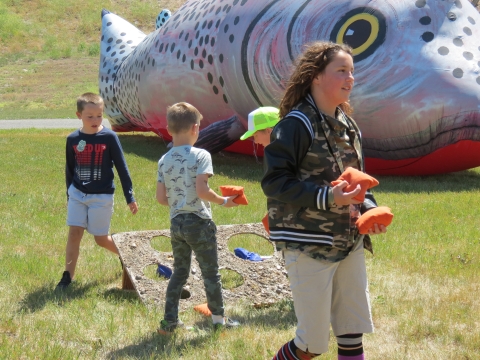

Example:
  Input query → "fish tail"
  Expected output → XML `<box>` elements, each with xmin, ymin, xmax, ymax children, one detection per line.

<box><xmin>195</xmin><ymin>116</ymin><xmax>247</xmax><ymax>154</ymax></box>
<box><xmin>155</xmin><ymin>9</ymin><xmax>171</xmax><ymax>29</ymax></box>
<box><xmin>99</xmin><ymin>9</ymin><xmax>146</xmax><ymax>130</ymax></box>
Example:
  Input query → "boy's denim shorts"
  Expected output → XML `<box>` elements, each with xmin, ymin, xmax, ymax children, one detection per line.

<box><xmin>66</xmin><ymin>185</ymin><xmax>114</xmax><ymax>236</ymax></box>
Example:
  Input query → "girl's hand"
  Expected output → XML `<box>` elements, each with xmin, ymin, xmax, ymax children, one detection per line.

<box><xmin>332</xmin><ymin>180</ymin><xmax>362</xmax><ymax>206</ymax></box>
<box><xmin>368</xmin><ymin>223</ymin><xmax>387</xmax><ymax>235</ymax></box>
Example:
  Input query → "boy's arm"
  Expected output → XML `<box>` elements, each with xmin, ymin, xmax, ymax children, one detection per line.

<box><xmin>110</xmin><ymin>134</ymin><xmax>135</xmax><ymax>204</ymax></box>
<box><xmin>196</xmin><ymin>174</ymin><xmax>238</xmax><ymax>207</ymax></box>
<box><xmin>65</xmin><ymin>137</ymin><xmax>75</xmax><ymax>198</ymax></box>
<box><xmin>156</xmin><ymin>181</ymin><xmax>169</xmax><ymax>206</ymax></box>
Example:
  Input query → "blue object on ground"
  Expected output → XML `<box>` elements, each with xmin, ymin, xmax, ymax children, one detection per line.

<box><xmin>157</xmin><ymin>264</ymin><xmax>172</xmax><ymax>279</ymax></box>
<box><xmin>234</xmin><ymin>247</ymin><xmax>263</xmax><ymax>262</ymax></box>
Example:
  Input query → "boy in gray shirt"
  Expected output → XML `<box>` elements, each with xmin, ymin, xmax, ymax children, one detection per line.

<box><xmin>156</xmin><ymin>102</ymin><xmax>240</xmax><ymax>334</ymax></box>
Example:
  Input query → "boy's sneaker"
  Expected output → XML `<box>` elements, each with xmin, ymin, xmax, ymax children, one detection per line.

<box><xmin>213</xmin><ymin>317</ymin><xmax>240</xmax><ymax>331</ymax></box>
<box><xmin>56</xmin><ymin>271</ymin><xmax>72</xmax><ymax>290</ymax></box>
<box><xmin>157</xmin><ymin>319</ymin><xmax>184</xmax><ymax>335</ymax></box>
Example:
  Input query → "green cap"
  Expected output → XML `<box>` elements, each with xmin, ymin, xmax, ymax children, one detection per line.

<box><xmin>240</xmin><ymin>107</ymin><xmax>280</xmax><ymax>140</ymax></box>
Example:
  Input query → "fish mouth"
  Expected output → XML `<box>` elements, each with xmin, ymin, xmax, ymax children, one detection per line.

<box><xmin>363</xmin><ymin>111</ymin><xmax>480</xmax><ymax>160</ymax></box>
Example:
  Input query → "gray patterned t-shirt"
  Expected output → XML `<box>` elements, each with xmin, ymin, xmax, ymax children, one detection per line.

<box><xmin>157</xmin><ymin>146</ymin><xmax>213</xmax><ymax>220</ymax></box>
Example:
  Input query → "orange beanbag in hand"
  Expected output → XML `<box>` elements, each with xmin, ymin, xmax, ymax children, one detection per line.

<box><xmin>355</xmin><ymin>206</ymin><xmax>394</xmax><ymax>234</ymax></box>
<box><xmin>331</xmin><ymin>167</ymin><xmax>379</xmax><ymax>202</ymax></box>
<box><xmin>193</xmin><ymin>303</ymin><xmax>212</xmax><ymax>317</ymax></box>
<box><xmin>219</xmin><ymin>185</ymin><xmax>249</xmax><ymax>205</ymax></box>
<box><xmin>262</xmin><ymin>212</ymin><xmax>269</xmax><ymax>234</ymax></box>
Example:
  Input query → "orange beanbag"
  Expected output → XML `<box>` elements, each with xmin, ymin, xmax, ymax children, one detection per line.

<box><xmin>219</xmin><ymin>185</ymin><xmax>249</xmax><ymax>205</ymax></box>
<box><xmin>193</xmin><ymin>303</ymin><xmax>212</xmax><ymax>316</ymax></box>
<box><xmin>331</xmin><ymin>167</ymin><xmax>379</xmax><ymax>202</ymax></box>
<box><xmin>355</xmin><ymin>206</ymin><xmax>394</xmax><ymax>234</ymax></box>
<box><xmin>262</xmin><ymin>212</ymin><xmax>269</xmax><ymax>234</ymax></box>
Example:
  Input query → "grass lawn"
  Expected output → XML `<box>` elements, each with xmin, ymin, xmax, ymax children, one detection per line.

<box><xmin>1</xmin><ymin>1</ymin><xmax>480</xmax><ymax>358</ymax></box>
<box><xmin>0</xmin><ymin>129</ymin><xmax>479</xmax><ymax>359</ymax></box>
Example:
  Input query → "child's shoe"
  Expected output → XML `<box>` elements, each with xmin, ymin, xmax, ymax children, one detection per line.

<box><xmin>157</xmin><ymin>319</ymin><xmax>185</xmax><ymax>335</ymax></box>
<box><xmin>55</xmin><ymin>271</ymin><xmax>72</xmax><ymax>290</ymax></box>
<box><xmin>213</xmin><ymin>317</ymin><xmax>240</xmax><ymax>331</ymax></box>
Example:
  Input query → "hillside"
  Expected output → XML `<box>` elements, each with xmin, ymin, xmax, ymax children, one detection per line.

<box><xmin>0</xmin><ymin>0</ymin><xmax>183</xmax><ymax>119</ymax></box>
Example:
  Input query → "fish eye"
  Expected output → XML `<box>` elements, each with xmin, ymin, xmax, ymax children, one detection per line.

<box><xmin>330</xmin><ymin>7</ymin><xmax>386</xmax><ymax>62</ymax></box>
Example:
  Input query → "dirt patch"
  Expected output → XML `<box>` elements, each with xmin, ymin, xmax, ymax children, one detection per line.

<box><xmin>113</xmin><ymin>223</ymin><xmax>291</xmax><ymax>311</ymax></box>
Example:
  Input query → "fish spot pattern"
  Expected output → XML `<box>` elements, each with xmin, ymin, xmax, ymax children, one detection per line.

<box><xmin>438</xmin><ymin>46</ymin><xmax>449</xmax><ymax>56</ymax></box>
<box><xmin>463</xmin><ymin>51</ymin><xmax>473</xmax><ymax>60</ymax></box>
<box><xmin>453</xmin><ymin>68</ymin><xmax>463</xmax><ymax>78</ymax></box>
<box><xmin>100</xmin><ymin>13</ymin><xmax>151</xmax><ymax>128</ymax></box>
<box><xmin>419</xmin><ymin>16</ymin><xmax>431</xmax><ymax>25</ymax></box>
<box><xmin>162</xmin><ymin>0</ymin><xmax>248</xmax><ymax>103</ymax></box>
<box><xmin>415</xmin><ymin>0</ymin><xmax>426</xmax><ymax>8</ymax></box>
<box><xmin>421</xmin><ymin>32</ymin><xmax>434</xmax><ymax>42</ymax></box>
<box><xmin>102</xmin><ymin>0</ymin><xmax>252</xmax><ymax>125</ymax></box>
<box><xmin>453</xmin><ymin>38</ymin><xmax>464</xmax><ymax>46</ymax></box>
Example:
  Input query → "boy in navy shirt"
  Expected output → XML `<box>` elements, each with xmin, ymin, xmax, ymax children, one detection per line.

<box><xmin>56</xmin><ymin>93</ymin><xmax>138</xmax><ymax>290</ymax></box>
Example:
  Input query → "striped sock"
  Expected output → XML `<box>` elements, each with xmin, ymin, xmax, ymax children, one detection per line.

<box><xmin>337</xmin><ymin>334</ymin><xmax>364</xmax><ymax>360</ymax></box>
<box><xmin>272</xmin><ymin>339</ymin><xmax>320</xmax><ymax>360</ymax></box>
<box><xmin>273</xmin><ymin>340</ymin><xmax>300</xmax><ymax>360</ymax></box>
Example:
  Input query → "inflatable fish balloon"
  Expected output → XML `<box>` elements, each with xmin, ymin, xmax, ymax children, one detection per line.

<box><xmin>99</xmin><ymin>0</ymin><xmax>480</xmax><ymax>175</ymax></box>
<box><xmin>155</xmin><ymin>9</ymin><xmax>171</xmax><ymax>30</ymax></box>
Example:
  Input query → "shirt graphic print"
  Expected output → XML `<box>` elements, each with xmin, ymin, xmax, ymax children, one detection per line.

<box><xmin>74</xmin><ymin>143</ymin><xmax>107</xmax><ymax>181</ymax></box>
<box><xmin>158</xmin><ymin>146</ymin><xmax>213</xmax><ymax>220</ymax></box>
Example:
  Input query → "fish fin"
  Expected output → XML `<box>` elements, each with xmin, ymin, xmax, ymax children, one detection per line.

<box><xmin>194</xmin><ymin>116</ymin><xmax>247</xmax><ymax>154</ymax></box>
<box><xmin>99</xmin><ymin>9</ymin><xmax>146</xmax><ymax>129</ymax></box>
<box><xmin>156</xmin><ymin>9</ymin><xmax>172</xmax><ymax>29</ymax></box>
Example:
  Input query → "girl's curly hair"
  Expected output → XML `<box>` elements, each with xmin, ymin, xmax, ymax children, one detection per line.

<box><xmin>279</xmin><ymin>42</ymin><xmax>353</xmax><ymax>119</ymax></box>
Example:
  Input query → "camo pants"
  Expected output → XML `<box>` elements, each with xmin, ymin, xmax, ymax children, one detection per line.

<box><xmin>164</xmin><ymin>213</ymin><xmax>224</xmax><ymax>322</ymax></box>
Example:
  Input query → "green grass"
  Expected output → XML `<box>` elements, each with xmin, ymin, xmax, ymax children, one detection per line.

<box><xmin>1</xmin><ymin>0</ymin><xmax>480</xmax><ymax>357</ymax></box>
<box><xmin>0</xmin><ymin>129</ymin><xmax>479</xmax><ymax>359</ymax></box>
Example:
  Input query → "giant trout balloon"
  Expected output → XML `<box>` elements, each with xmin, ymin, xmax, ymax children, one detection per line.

<box><xmin>99</xmin><ymin>0</ymin><xmax>480</xmax><ymax>175</ymax></box>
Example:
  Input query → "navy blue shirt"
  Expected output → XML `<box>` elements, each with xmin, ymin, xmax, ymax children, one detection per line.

<box><xmin>65</xmin><ymin>127</ymin><xmax>135</xmax><ymax>204</ymax></box>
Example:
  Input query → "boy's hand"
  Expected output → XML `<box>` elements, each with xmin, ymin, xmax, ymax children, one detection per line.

<box><xmin>332</xmin><ymin>181</ymin><xmax>362</xmax><ymax>206</ymax></box>
<box><xmin>128</xmin><ymin>201</ymin><xmax>138</xmax><ymax>214</ymax></box>
<box><xmin>223</xmin><ymin>195</ymin><xmax>239</xmax><ymax>208</ymax></box>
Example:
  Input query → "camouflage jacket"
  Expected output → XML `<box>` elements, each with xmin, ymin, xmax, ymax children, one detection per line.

<box><xmin>261</xmin><ymin>94</ymin><xmax>377</xmax><ymax>248</ymax></box>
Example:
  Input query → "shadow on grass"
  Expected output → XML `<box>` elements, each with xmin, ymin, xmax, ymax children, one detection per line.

<box><xmin>18</xmin><ymin>281</ymin><xmax>101</xmax><ymax>313</ymax></box>
<box><xmin>373</xmin><ymin>168</ymin><xmax>480</xmax><ymax>193</ymax></box>
<box><xmin>105</xmin><ymin>299</ymin><xmax>296</xmax><ymax>359</ymax></box>
<box><xmin>100</xmin><ymin>287</ymin><xmax>141</xmax><ymax>304</ymax></box>
<box><xmin>118</xmin><ymin>134</ymin><xmax>264</xmax><ymax>182</ymax></box>
<box><xmin>105</xmin><ymin>330</ymin><xmax>214</xmax><ymax>359</ymax></box>
<box><xmin>18</xmin><ymin>275</ymin><xmax>140</xmax><ymax>313</ymax></box>
<box><xmin>233</xmin><ymin>299</ymin><xmax>297</xmax><ymax>331</ymax></box>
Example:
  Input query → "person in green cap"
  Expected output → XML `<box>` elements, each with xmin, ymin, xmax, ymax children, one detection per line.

<box><xmin>240</xmin><ymin>107</ymin><xmax>280</xmax><ymax>147</ymax></box>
